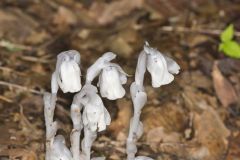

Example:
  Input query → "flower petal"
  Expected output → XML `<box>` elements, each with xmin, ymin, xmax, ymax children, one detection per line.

<box><xmin>163</xmin><ymin>55</ymin><xmax>180</xmax><ymax>74</ymax></box>
<box><xmin>103</xmin><ymin>107</ymin><xmax>111</xmax><ymax>125</ymax></box>
<box><xmin>99</xmin><ymin>66</ymin><xmax>125</xmax><ymax>100</ymax></box>
<box><xmin>147</xmin><ymin>53</ymin><xmax>174</xmax><ymax>87</ymax></box>
<box><xmin>55</xmin><ymin>50</ymin><xmax>82</xmax><ymax>93</ymax></box>
<box><xmin>50</xmin><ymin>135</ymin><xmax>73</xmax><ymax>160</ymax></box>
<box><xmin>60</xmin><ymin>60</ymin><xmax>81</xmax><ymax>93</ymax></box>
<box><xmin>108</xmin><ymin>63</ymin><xmax>129</xmax><ymax>84</ymax></box>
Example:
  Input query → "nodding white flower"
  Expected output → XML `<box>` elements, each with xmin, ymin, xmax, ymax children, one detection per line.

<box><xmin>86</xmin><ymin>52</ymin><xmax>116</xmax><ymax>84</ymax></box>
<box><xmin>49</xmin><ymin>135</ymin><xmax>73</xmax><ymax>160</ymax></box>
<box><xmin>85</xmin><ymin>52</ymin><xmax>128</xmax><ymax>100</ymax></box>
<box><xmin>98</xmin><ymin>64</ymin><xmax>127</xmax><ymax>100</ymax></box>
<box><xmin>52</xmin><ymin>50</ymin><xmax>82</xmax><ymax>93</ymax></box>
<box><xmin>82</xmin><ymin>86</ymin><xmax>111</xmax><ymax>132</ymax></box>
<box><xmin>144</xmin><ymin>42</ymin><xmax>180</xmax><ymax>88</ymax></box>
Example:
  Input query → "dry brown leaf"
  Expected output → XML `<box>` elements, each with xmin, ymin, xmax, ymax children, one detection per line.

<box><xmin>226</xmin><ymin>132</ymin><xmax>240</xmax><ymax>160</ymax></box>
<box><xmin>25</xmin><ymin>30</ymin><xmax>50</xmax><ymax>45</ymax></box>
<box><xmin>108</xmin><ymin>37</ymin><xmax>133</xmax><ymax>58</ymax></box>
<box><xmin>158</xmin><ymin>141</ymin><xmax>209</xmax><ymax>159</ymax></box>
<box><xmin>53</xmin><ymin>6</ymin><xmax>77</xmax><ymax>26</ymax></box>
<box><xmin>194</xmin><ymin>107</ymin><xmax>230</xmax><ymax>160</ymax></box>
<box><xmin>212</xmin><ymin>62</ymin><xmax>238</xmax><ymax>107</ymax></box>
<box><xmin>142</xmin><ymin>103</ymin><xmax>187</xmax><ymax>133</ymax></box>
<box><xmin>146</xmin><ymin>127</ymin><xmax>181</xmax><ymax>152</ymax></box>
<box><xmin>0</xmin><ymin>9</ymin><xmax>38</xmax><ymax>43</ymax></box>
<box><xmin>182</xmin><ymin>86</ymin><xmax>218</xmax><ymax>111</ymax></box>
<box><xmin>89</xmin><ymin>0</ymin><xmax>144</xmax><ymax>25</ymax></box>
<box><xmin>179</xmin><ymin>71</ymin><xmax>212</xmax><ymax>91</ymax></box>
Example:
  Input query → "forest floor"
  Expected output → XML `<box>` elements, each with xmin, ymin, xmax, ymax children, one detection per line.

<box><xmin>0</xmin><ymin>0</ymin><xmax>240</xmax><ymax>160</ymax></box>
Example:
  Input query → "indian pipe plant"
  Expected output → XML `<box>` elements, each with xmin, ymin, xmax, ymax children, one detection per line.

<box><xmin>43</xmin><ymin>42</ymin><xmax>180</xmax><ymax>160</ymax></box>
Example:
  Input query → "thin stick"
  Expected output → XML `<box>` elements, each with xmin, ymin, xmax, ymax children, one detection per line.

<box><xmin>20</xmin><ymin>56</ymin><xmax>52</xmax><ymax>64</ymax></box>
<box><xmin>70</xmin><ymin>103</ymin><xmax>83</xmax><ymax>160</ymax></box>
<box><xmin>0</xmin><ymin>80</ymin><xmax>43</xmax><ymax>95</ymax></box>
<box><xmin>44</xmin><ymin>93</ymin><xmax>58</xmax><ymax>160</ymax></box>
<box><xmin>159</xmin><ymin>26</ymin><xmax>240</xmax><ymax>37</ymax></box>
<box><xmin>0</xmin><ymin>40</ymin><xmax>32</xmax><ymax>51</ymax></box>
<box><xmin>0</xmin><ymin>95</ymin><xmax>13</xmax><ymax>103</ymax></box>
<box><xmin>0</xmin><ymin>66</ymin><xmax>27</xmax><ymax>76</ymax></box>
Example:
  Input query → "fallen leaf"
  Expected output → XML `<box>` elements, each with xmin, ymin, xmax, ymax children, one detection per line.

<box><xmin>53</xmin><ymin>6</ymin><xmax>77</xmax><ymax>27</ymax></box>
<box><xmin>0</xmin><ymin>9</ymin><xmax>38</xmax><ymax>43</ymax></box>
<box><xmin>226</xmin><ymin>132</ymin><xmax>240</xmax><ymax>160</ymax></box>
<box><xmin>146</xmin><ymin>127</ymin><xmax>181</xmax><ymax>152</ymax></box>
<box><xmin>25</xmin><ymin>30</ymin><xmax>50</xmax><ymax>45</ymax></box>
<box><xmin>182</xmin><ymin>86</ymin><xmax>218</xmax><ymax>112</ymax></box>
<box><xmin>142</xmin><ymin>103</ymin><xmax>187</xmax><ymax>133</ymax></box>
<box><xmin>89</xmin><ymin>0</ymin><xmax>144</xmax><ymax>25</ymax></box>
<box><xmin>109</xmin><ymin>37</ymin><xmax>133</xmax><ymax>58</ymax></box>
<box><xmin>212</xmin><ymin>61</ymin><xmax>238</xmax><ymax>107</ymax></box>
<box><xmin>194</xmin><ymin>107</ymin><xmax>230</xmax><ymax>160</ymax></box>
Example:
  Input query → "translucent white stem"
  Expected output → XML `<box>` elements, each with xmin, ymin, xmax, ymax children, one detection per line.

<box><xmin>70</xmin><ymin>103</ymin><xmax>83</xmax><ymax>160</ymax></box>
<box><xmin>127</xmin><ymin>47</ymin><xmax>150</xmax><ymax>160</ymax></box>
<box><xmin>135</xmin><ymin>51</ymin><xmax>147</xmax><ymax>88</ymax></box>
<box><xmin>43</xmin><ymin>92</ymin><xmax>58</xmax><ymax>160</ymax></box>
<box><xmin>127</xmin><ymin>105</ymin><xmax>144</xmax><ymax>160</ymax></box>
<box><xmin>82</xmin><ymin>127</ymin><xmax>97</xmax><ymax>160</ymax></box>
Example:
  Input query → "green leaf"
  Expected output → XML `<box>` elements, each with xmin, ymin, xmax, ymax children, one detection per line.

<box><xmin>219</xmin><ymin>40</ymin><xmax>240</xmax><ymax>58</ymax></box>
<box><xmin>220</xmin><ymin>24</ymin><xmax>234</xmax><ymax>42</ymax></box>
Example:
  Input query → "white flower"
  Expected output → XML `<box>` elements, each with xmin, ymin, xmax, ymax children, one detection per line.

<box><xmin>49</xmin><ymin>135</ymin><xmax>73</xmax><ymax>160</ymax></box>
<box><xmin>86</xmin><ymin>52</ymin><xmax>116</xmax><ymax>83</ymax></box>
<box><xmin>85</xmin><ymin>52</ymin><xmax>128</xmax><ymax>100</ymax></box>
<box><xmin>163</xmin><ymin>55</ymin><xmax>180</xmax><ymax>74</ymax></box>
<box><xmin>82</xmin><ymin>86</ymin><xmax>111</xmax><ymax>132</ymax></box>
<box><xmin>144</xmin><ymin>42</ymin><xmax>180</xmax><ymax>88</ymax></box>
<box><xmin>98</xmin><ymin>64</ymin><xmax>127</xmax><ymax>100</ymax></box>
<box><xmin>52</xmin><ymin>50</ymin><xmax>82</xmax><ymax>93</ymax></box>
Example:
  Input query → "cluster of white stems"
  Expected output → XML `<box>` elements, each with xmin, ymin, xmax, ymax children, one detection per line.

<box><xmin>43</xmin><ymin>42</ymin><xmax>180</xmax><ymax>160</ymax></box>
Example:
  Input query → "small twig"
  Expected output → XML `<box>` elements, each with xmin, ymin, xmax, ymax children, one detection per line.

<box><xmin>159</xmin><ymin>26</ymin><xmax>240</xmax><ymax>37</ymax></box>
<box><xmin>0</xmin><ymin>95</ymin><xmax>13</xmax><ymax>103</ymax></box>
<box><xmin>20</xmin><ymin>56</ymin><xmax>52</xmax><ymax>64</ymax></box>
<box><xmin>19</xmin><ymin>105</ymin><xmax>37</xmax><ymax>131</ymax></box>
<box><xmin>0</xmin><ymin>66</ymin><xmax>27</xmax><ymax>76</ymax></box>
<box><xmin>0</xmin><ymin>80</ymin><xmax>43</xmax><ymax>95</ymax></box>
<box><xmin>0</xmin><ymin>40</ymin><xmax>32</xmax><ymax>51</ymax></box>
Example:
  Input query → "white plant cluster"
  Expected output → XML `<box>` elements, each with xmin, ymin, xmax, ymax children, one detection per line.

<box><xmin>126</xmin><ymin>42</ymin><xmax>180</xmax><ymax>160</ymax></box>
<box><xmin>43</xmin><ymin>42</ymin><xmax>180</xmax><ymax>160</ymax></box>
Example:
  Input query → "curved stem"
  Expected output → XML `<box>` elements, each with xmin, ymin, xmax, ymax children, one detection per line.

<box><xmin>43</xmin><ymin>93</ymin><xmax>58</xmax><ymax>160</ymax></box>
<box><xmin>135</xmin><ymin>51</ymin><xmax>147</xmax><ymax>87</ymax></box>
<box><xmin>70</xmin><ymin>103</ymin><xmax>83</xmax><ymax>160</ymax></box>
<box><xmin>82</xmin><ymin>127</ymin><xmax>97</xmax><ymax>160</ymax></box>
<box><xmin>127</xmin><ymin>50</ymin><xmax>149</xmax><ymax>160</ymax></box>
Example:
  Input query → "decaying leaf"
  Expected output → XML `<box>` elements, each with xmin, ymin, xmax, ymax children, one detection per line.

<box><xmin>194</xmin><ymin>107</ymin><xmax>230</xmax><ymax>160</ymax></box>
<box><xmin>212</xmin><ymin>62</ymin><xmax>238</xmax><ymax>107</ymax></box>
<box><xmin>146</xmin><ymin>127</ymin><xmax>181</xmax><ymax>152</ymax></box>
<box><xmin>142</xmin><ymin>103</ymin><xmax>187</xmax><ymax>133</ymax></box>
<box><xmin>89</xmin><ymin>0</ymin><xmax>144</xmax><ymax>25</ymax></box>
<box><xmin>53</xmin><ymin>6</ymin><xmax>77</xmax><ymax>27</ymax></box>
